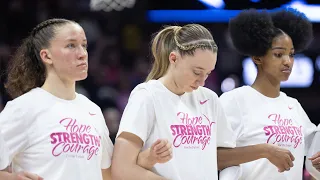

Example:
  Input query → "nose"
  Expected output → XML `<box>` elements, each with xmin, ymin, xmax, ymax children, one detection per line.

<box><xmin>77</xmin><ymin>46</ymin><xmax>87</xmax><ymax>60</ymax></box>
<box><xmin>196</xmin><ymin>75</ymin><xmax>206</xmax><ymax>87</ymax></box>
<box><xmin>283</xmin><ymin>55</ymin><xmax>293</xmax><ymax>66</ymax></box>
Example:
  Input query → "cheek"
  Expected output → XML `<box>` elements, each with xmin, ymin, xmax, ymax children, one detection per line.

<box><xmin>54</xmin><ymin>54</ymin><xmax>75</xmax><ymax>72</ymax></box>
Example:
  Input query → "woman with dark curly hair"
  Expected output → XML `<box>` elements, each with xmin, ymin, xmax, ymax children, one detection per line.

<box><xmin>217</xmin><ymin>8</ymin><xmax>318</xmax><ymax>180</ymax></box>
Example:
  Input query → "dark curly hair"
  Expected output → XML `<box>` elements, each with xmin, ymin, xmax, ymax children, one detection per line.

<box><xmin>228</xmin><ymin>8</ymin><xmax>313</xmax><ymax>57</ymax></box>
<box><xmin>5</xmin><ymin>18</ymin><xmax>77</xmax><ymax>99</ymax></box>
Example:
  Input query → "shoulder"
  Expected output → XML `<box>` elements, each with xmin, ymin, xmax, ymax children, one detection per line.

<box><xmin>77</xmin><ymin>93</ymin><xmax>101</xmax><ymax>110</ymax></box>
<box><xmin>196</xmin><ymin>86</ymin><xmax>219</xmax><ymax>100</ymax></box>
<box><xmin>219</xmin><ymin>86</ymin><xmax>249</xmax><ymax>101</ymax></box>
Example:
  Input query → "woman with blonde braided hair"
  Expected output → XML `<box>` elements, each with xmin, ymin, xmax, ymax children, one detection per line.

<box><xmin>112</xmin><ymin>24</ymin><xmax>236</xmax><ymax>180</ymax></box>
<box><xmin>0</xmin><ymin>18</ymin><xmax>172</xmax><ymax>180</ymax></box>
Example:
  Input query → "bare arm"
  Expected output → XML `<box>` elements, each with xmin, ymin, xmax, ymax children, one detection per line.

<box><xmin>0</xmin><ymin>168</ymin><xmax>43</xmax><ymax>180</ymax></box>
<box><xmin>217</xmin><ymin>143</ymin><xmax>295</xmax><ymax>172</ymax></box>
<box><xmin>217</xmin><ymin>144</ymin><xmax>267</xmax><ymax>170</ymax></box>
<box><xmin>111</xmin><ymin>132</ymin><xmax>167</xmax><ymax>180</ymax></box>
<box><xmin>101</xmin><ymin>168</ymin><xmax>111</xmax><ymax>180</ymax></box>
<box><xmin>137</xmin><ymin>148</ymin><xmax>156</xmax><ymax>170</ymax></box>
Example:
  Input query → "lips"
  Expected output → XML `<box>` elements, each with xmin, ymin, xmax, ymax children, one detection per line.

<box><xmin>77</xmin><ymin>62</ymin><xmax>87</xmax><ymax>67</ymax></box>
<box><xmin>281</xmin><ymin>68</ymin><xmax>291</xmax><ymax>73</ymax></box>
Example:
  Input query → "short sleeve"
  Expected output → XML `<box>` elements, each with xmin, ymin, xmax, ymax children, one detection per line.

<box><xmin>0</xmin><ymin>101</ymin><xmax>29</xmax><ymax>162</ymax></box>
<box><xmin>100</xmin><ymin>120</ymin><xmax>114</xmax><ymax>169</ymax></box>
<box><xmin>295</xmin><ymin>100</ymin><xmax>317</xmax><ymax>155</ymax></box>
<box><xmin>215</xmin><ymin>94</ymin><xmax>236</xmax><ymax>148</ymax></box>
<box><xmin>0</xmin><ymin>132</ymin><xmax>9</xmax><ymax>170</ymax></box>
<box><xmin>117</xmin><ymin>87</ymin><xmax>155</xmax><ymax>144</ymax></box>
<box><xmin>219</xmin><ymin>92</ymin><xmax>244</xmax><ymax>142</ymax></box>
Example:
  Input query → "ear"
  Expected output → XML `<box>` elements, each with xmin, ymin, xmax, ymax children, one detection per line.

<box><xmin>169</xmin><ymin>51</ymin><xmax>181</xmax><ymax>65</ymax></box>
<box><xmin>40</xmin><ymin>49</ymin><xmax>53</xmax><ymax>65</ymax></box>
<box><xmin>252</xmin><ymin>56</ymin><xmax>262</xmax><ymax>65</ymax></box>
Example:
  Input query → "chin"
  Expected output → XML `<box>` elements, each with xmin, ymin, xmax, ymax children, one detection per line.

<box><xmin>75</xmin><ymin>73</ymin><xmax>88</xmax><ymax>81</ymax></box>
<box><xmin>280</xmin><ymin>76</ymin><xmax>290</xmax><ymax>82</ymax></box>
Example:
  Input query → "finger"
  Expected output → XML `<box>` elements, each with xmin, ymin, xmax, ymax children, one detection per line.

<box><xmin>155</xmin><ymin>139</ymin><xmax>168</xmax><ymax>150</ymax></box>
<box><xmin>17</xmin><ymin>174</ymin><xmax>32</xmax><ymax>180</ymax></box>
<box><xmin>160</xmin><ymin>152</ymin><xmax>173</xmax><ymax>162</ymax></box>
<box><xmin>309</xmin><ymin>152</ymin><xmax>320</xmax><ymax>160</ymax></box>
<box><xmin>312</xmin><ymin>157</ymin><xmax>320</xmax><ymax>165</ymax></box>
<box><xmin>278</xmin><ymin>167</ymin><xmax>285</xmax><ymax>173</ymax></box>
<box><xmin>288</xmin><ymin>152</ymin><xmax>295</xmax><ymax>161</ymax></box>
<box><xmin>156</xmin><ymin>142</ymin><xmax>171</xmax><ymax>154</ymax></box>
<box><xmin>22</xmin><ymin>172</ymin><xmax>42</xmax><ymax>180</ymax></box>
<box><xmin>162</xmin><ymin>154</ymin><xmax>173</xmax><ymax>162</ymax></box>
<box><xmin>282</xmin><ymin>160</ymin><xmax>291</xmax><ymax>172</ymax></box>
<box><xmin>313</xmin><ymin>163</ymin><xmax>320</xmax><ymax>169</ymax></box>
<box><xmin>151</xmin><ymin>139</ymin><xmax>162</xmax><ymax>150</ymax></box>
<box><xmin>159</xmin><ymin>148</ymin><xmax>172</xmax><ymax>158</ymax></box>
<box><xmin>285</xmin><ymin>155</ymin><xmax>294</xmax><ymax>168</ymax></box>
<box><xmin>282</xmin><ymin>162</ymin><xmax>291</xmax><ymax>172</ymax></box>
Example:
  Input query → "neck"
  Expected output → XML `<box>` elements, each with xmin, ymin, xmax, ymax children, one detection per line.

<box><xmin>41</xmin><ymin>71</ymin><xmax>76</xmax><ymax>100</ymax></box>
<box><xmin>159</xmin><ymin>73</ymin><xmax>184</xmax><ymax>96</ymax></box>
<box><xmin>251</xmin><ymin>71</ymin><xmax>281</xmax><ymax>98</ymax></box>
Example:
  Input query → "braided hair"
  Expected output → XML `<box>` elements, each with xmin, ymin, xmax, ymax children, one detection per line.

<box><xmin>5</xmin><ymin>18</ymin><xmax>76</xmax><ymax>99</ymax></box>
<box><xmin>146</xmin><ymin>24</ymin><xmax>218</xmax><ymax>81</ymax></box>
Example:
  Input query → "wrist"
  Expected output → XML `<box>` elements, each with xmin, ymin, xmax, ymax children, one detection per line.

<box><xmin>258</xmin><ymin>143</ymin><xmax>271</xmax><ymax>159</ymax></box>
<box><xmin>138</xmin><ymin>148</ymin><xmax>157</xmax><ymax>170</ymax></box>
<box><xmin>146</xmin><ymin>149</ymin><xmax>157</xmax><ymax>169</ymax></box>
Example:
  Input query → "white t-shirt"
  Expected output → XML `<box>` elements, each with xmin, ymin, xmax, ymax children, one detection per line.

<box><xmin>0</xmin><ymin>88</ymin><xmax>113</xmax><ymax>180</ymax></box>
<box><xmin>305</xmin><ymin>125</ymin><xmax>320</xmax><ymax>179</ymax></box>
<box><xmin>0</xmin><ymin>132</ymin><xmax>9</xmax><ymax>170</ymax></box>
<box><xmin>219</xmin><ymin>86</ymin><xmax>316</xmax><ymax>180</ymax></box>
<box><xmin>117</xmin><ymin>80</ymin><xmax>235</xmax><ymax>180</ymax></box>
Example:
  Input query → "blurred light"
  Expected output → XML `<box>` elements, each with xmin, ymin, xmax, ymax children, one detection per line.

<box><xmin>316</xmin><ymin>56</ymin><xmax>320</xmax><ymax>71</ymax></box>
<box><xmin>198</xmin><ymin>0</ymin><xmax>225</xmax><ymax>9</ymax></box>
<box><xmin>148</xmin><ymin>1</ymin><xmax>320</xmax><ymax>23</ymax></box>
<box><xmin>251</xmin><ymin>0</ymin><xmax>261</xmax><ymax>2</ymax></box>
<box><xmin>314</xmin><ymin>56</ymin><xmax>320</xmax><ymax>71</ymax></box>
<box><xmin>221</xmin><ymin>75</ymin><xmax>239</xmax><ymax>92</ymax></box>
<box><xmin>242</xmin><ymin>55</ymin><xmax>314</xmax><ymax>88</ymax></box>
<box><xmin>90</xmin><ymin>0</ymin><xmax>135</xmax><ymax>12</ymax></box>
<box><xmin>148</xmin><ymin>10</ymin><xmax>239</xmax><ymax>23</ymax></box>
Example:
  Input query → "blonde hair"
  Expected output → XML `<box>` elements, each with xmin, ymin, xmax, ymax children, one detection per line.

<box><xmin>146</xmin><ymin>24</ymin><xmax>218</xmax><ymax>81</ymax></box>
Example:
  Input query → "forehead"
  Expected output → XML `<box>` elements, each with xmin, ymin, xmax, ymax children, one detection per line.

<box><xmin>184</xmin><ymin>49</ymin><xmax>217</xmax><ymax>70</ymax></box>
<box><xmin>53</xmin><ymin>23</ymin><xmax>86</xmax><ymax>42</ymax></box>
<box><xmin>271</xmin><ymin>34</ymin><xmax>293</xmax><ymax>49</ymax></box>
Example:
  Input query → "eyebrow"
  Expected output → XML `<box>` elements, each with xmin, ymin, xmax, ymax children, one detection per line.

<box><xmin>271</xmin><ymin>47</ymin><xmax>294</xmax><ymax>50</ymax></box>
<box><xmin>194</xmin><ymin>66</ymin><xmax>214</xmax><ymax>72</ymax></box>
<box><xmin>65</xmin><ymin>38</ymin><xmax>87</xmax><ymax>42</ymax></box>
<box><xmin>194</xmin><ymin>66</ymin><xmax>205</xmax><ymax>70</ymax></box>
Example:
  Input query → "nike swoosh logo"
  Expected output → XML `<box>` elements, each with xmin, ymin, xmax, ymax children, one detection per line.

<box><xmin>200</xmin><ymin>99</ymin><xmax>209</xmax><ymax>105</ymax></box>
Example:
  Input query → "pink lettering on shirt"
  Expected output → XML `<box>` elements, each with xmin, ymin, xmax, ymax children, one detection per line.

<box><xmin>263</xmin><ymin>114</ymin><xmax>303</xmax><ymax>148</ymax></box>
<box><xmin>50</xmin><ymin>118</ymin><xmax>101</xmax><ymax>160</ymax></box>
<box><xmin>170</xmin><ymin>112</ymin><xmax>215</xmax><ymax>150</ymax></box>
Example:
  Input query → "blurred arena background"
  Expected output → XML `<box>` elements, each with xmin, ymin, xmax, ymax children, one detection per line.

<box><xmin>0</xmin><ymin>0</ymin><xmax>319</xmax><ymax>179</ymax></box>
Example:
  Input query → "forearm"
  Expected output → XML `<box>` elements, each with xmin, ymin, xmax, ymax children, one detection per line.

<box><xmin>217</xmin><ymin>144</ymin><xmax>268</xmax><ymax>170</ymax></box>
<box><xmin>112</xmin><ymin>164</ymin><xmax>167</xmax><ymax>180</ymax></box>
<box><xmin>0</xmin><ymin>171</ymin><xmax>13</xmax><ymax>180</ymax></box>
